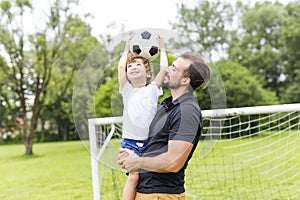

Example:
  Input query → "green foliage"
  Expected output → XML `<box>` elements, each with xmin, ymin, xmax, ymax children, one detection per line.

<box><xmin>0</xmin><ymin>56</ymin><xmax>9</xmax><ymax>85</ymax></box>
<box><xmin>40</xmin><ymin>14</ymin><xmax>98</xmax><ymax>141</ymax></box>
<box><xmin>172</xmin><ymin>0</ymin><xmax>299</xmax><ymax>104</ymax></box>
<box><xmin>280</xmin><ymin>72</ymin><xmax>300</xmax><ymax>103</ymax></box>
<box><xmin>172</xmin><ymin>0</ymin><xmax>282</xmax><ymax>109</ymax></box>
<box><xmin>213</xmin><ymin>60</ymin><xmax>278</xmax><ymax>108</ymax></box>
<box><xmin>91</xmin><ymin>42</ymin><xmax>123</xmax><ymax>118</ymax></box>
<box><xmin>16</xmin><ymin>0</ymin><xmax>31</xmax><ymax>8</ymax></box>
<box><xmin>0</xmin><ymin>1</ymin><xmax>11</xmax><ymax>12</ymax></box>
<box><xmin>0</xmin><ymin>0</ymin><xmax>99</xmax><ymax>153</ymax></box>
<box><xmin>171</xmin><ymin>0</ymin><xmax>233</xmax><ymax>57</ymax></box>
<box><xmin>280</xmin><ymin>1</ymin><xmax>300</xmax><ymax>103</ymax></box>
<box><xmin>229</xmin><ymin>1</ymin><xmax>285</xmax><ymax>95</ymax></box>
<box><xmin>94</xmin><ymin>76</ymin><xmax>122</xmax><ymax>118</ymax></box>
<box><xmin>193</xmin><ymin>60</ymin><xmax>278</xmax><ymax>110</ymax></box>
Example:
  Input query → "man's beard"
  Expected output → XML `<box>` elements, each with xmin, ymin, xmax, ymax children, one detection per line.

<box><xmin>163</xmin><ymin>78</ymin><xmax>181</xmax><ymax>89</ymax></box>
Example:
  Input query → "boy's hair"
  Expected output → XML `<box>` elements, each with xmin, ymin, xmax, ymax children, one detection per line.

<box><xmin>126</xmin><ymin>53</ymin><xmax>153</xmax><ymax>84</ymax></box>
<box><xmin>180</xmin><ymin>52</ymin><xmax>210</xmax><ymax>91</ymax></box>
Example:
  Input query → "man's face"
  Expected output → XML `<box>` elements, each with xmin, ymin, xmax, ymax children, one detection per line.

<box><xmin>164</xmin><ymin>57</ymin><xmax>190</xmax><ymax>89</ymax></box>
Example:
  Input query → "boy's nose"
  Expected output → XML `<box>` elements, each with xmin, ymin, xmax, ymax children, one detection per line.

<box><xmin>130</xmin><ymin>64</ymin><xmax>137</xmax><ymax>69</ymax></box>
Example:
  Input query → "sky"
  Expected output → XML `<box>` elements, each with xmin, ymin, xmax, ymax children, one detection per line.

<box><xmin>30</xmin><ymin>0</ymin><xmax>196</xmax><ymax>38</ymax></box>
<box><xmin>29</xmin><ymin>0</ymin><xmax>291</xmax><ymax>39</ymax></box>
<box><xmin>77</xmin><ymin>0</ymin><xmax>196</xmax><ymax>37</ymax></box>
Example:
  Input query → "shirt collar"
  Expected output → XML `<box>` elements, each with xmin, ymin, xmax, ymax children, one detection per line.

<box><xmin>162</xmin><ymin>92</ymin><xmax>194</xmax><ymax>111</ymax></box>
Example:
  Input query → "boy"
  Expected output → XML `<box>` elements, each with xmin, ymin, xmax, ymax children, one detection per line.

<box><xmin>118</xmin><ymin>35</ymin><xmax>168</xmax><ymax>200</ymax></box>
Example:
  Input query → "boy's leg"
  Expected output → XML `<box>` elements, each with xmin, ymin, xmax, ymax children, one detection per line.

<box><xmin>123</xmin><ymin>172</ymin><xmax>139</xmax><ymax>200</ymax></box>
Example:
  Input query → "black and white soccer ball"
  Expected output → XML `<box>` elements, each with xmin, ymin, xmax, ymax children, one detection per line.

<box><xmin>130</xmin><ymin>30</ymin><xmax>159</xmax><ymax>61</ymax></box>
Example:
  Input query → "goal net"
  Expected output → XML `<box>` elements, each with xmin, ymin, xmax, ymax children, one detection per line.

<box><xmin>88</xmin><ymin>103</ymin><xmax>300</xmax><ymax>200</ymax></box>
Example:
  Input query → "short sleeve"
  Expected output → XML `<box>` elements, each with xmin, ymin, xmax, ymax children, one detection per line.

<box><xmin>169</xmin><ymin>104</ymin><xmax>202</xmax><ymax>143</ymax></box>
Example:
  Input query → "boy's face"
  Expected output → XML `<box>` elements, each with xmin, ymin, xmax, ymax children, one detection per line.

<box><xmin>126</xmin><ymin>58</ymin><xmax>148</xmax><ymax>82</ymax></box>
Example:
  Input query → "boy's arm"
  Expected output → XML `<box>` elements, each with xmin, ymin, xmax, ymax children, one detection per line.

<box><xmin>118</xmin><ymin>37</ymin><xmax>131</xmax><ymax>91</ymax></box>
<box><xmin>152</xmin><ymin>36</ymin><xmax>168</xmax><ymax>88</ymax></box>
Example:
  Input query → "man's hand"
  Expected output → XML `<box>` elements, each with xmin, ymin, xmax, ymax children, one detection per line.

<box><xmin>118</xmin><ymin>148</ymin><xmax>141</xmax><ymax>172</ymax></box>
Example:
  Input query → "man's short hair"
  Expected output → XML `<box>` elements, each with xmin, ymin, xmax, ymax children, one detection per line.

<box><xmin>180</xmin><ymin>52</ymin><xmax>210</xmax><ymax>90</ymax></box>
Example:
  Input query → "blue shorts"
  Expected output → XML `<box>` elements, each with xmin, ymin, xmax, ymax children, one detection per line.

<box><xmin>120</xmin><ymin>138</ymin><xmax>147</xmax><ymax>156</ymax></box>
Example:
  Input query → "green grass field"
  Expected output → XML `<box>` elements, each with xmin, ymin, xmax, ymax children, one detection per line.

<box><xmin>0</xmin><ymin>141</ymin><xmax>93</xmax><ymax>200</ymax></box>
<box><xmin>1</xmin><ymin>131</ymin><xmax>299</xmax><ymax>200</ymax></box>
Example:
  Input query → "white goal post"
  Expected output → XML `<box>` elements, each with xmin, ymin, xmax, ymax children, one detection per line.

<box><xmin>88</xmin><ymin>103</ymin><xmax>300</xmax><ymax>200</ymax></box>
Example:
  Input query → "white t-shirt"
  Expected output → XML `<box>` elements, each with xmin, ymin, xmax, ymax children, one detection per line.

<box><xmin>121</xmin><ymin>81</ymin><xmax>163</xmax><ymax>140</ymax></box>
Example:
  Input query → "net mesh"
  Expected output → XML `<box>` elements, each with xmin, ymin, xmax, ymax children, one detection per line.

<box><xmin>89</xmin><ymin>105</ymin><xmax>300</xmax><ymax>200</ymax></box>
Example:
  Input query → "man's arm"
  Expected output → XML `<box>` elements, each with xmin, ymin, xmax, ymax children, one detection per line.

<box><xmin>118</xmin><ymin>140</ymin><xmax>193</xmax><ymax>173</ymax></box>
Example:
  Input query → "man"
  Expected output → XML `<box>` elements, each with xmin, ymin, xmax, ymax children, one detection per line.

<box><xmin>118</xmin><ymin>52</ymin><xmax>210</xmax><ymax>199</ymax></box>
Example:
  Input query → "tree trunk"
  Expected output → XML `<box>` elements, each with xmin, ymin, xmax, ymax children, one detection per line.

<box><xmin>63</xmin><ymin>120</ymin><xmax>69</xmax><ymax>141</ymax></box>
<box><xmin>63</xmin><ymin>129</ymin><xmax>68</xmax><ymax>141</ymax></box>
<box><xmin>22</xmin><ymin>114</ymin><xmax>33</xmax><ymax>155</ymax></box>
<box><xmin>24</xmin><ymin>135</ymin><xmax>33</xmax><ymax>155</ymax></box>
<box><xmin>23</xmin><ymin>103</ymin><xmax>41</xmax><ymax>155</ymax></box>
<box><xmin>41</xmin><ymin>119</ymin><xmax>45</xmax><ymax>142</ymax></box>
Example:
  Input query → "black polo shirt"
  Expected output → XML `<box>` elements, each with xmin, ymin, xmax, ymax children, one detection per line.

<box><xmin>137</xmin><ymin>92</ymin><xmax>203</xmax><ymax>194</ymax></box>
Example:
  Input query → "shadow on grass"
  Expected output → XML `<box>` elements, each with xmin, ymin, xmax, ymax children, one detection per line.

<box><xmin>12</xmin><ymin>154</ymin><xmax>44</xmax><ymax>160</ymax></box>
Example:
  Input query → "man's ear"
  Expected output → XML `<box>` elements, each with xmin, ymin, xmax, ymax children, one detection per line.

<box><xmin>181</xmin><ymin>76</ymin><xmax>191</xmax><ymax>86</ymax></box>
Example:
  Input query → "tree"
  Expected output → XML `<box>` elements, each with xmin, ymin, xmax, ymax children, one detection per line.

<box><xmin>229</xmin><ymin>1</ymin><xmax>285</xmax><ymax>97</ymax></box>
<box><xmin>0</xmin><ymin>55</ymin><xmax>12</xmax><ymax>142</ymax></box>
<box><xmin>192</xmin><ymin>60</ymin><xmax>278</xmax><ymax>111</ymax></box>
<box><xmin>0</xmin><ymin>0</ymin><xmax>97</xmax><ymax>154</ymax></box>
<box><xmin>212</xmin><ymin>60</ymin><xmax>278</xmax><ymax>108</ymax></box>
<box><xmin>171</xmin><ymin>0</ymin><xmax>234</xmax><ymax>59</ymax></box>
<box><xmin>40</xmin><ymin>15</ymin><xmax>98</xmax><ymax>141</ymax></box>
<box><xmin>94</xmin><ymin>76</ymin><xmax>122</xmax><ymax>118</ymax></box>
<box><xmin>280</xmin><ymin>1</ymin><xmax>300</xmax><ymax>103</ymax></box>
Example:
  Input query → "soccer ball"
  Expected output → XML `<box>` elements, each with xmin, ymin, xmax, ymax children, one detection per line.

<box><xmin>129</xmin><ymin>30</ymin><xmax>159</xmax><ymax>61</ymax></box>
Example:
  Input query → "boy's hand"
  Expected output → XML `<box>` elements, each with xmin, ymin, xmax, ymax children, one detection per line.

<box><xmin>156</xmin><ymin>35</ymin><xmax>166</xmax><ymax>51</ymax></box>
<box><xmin>124</xmin><ymin>33</ymin><xmax>135</xmax><ymax>52</ymax></box>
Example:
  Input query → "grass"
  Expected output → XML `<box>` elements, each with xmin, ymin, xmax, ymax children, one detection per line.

<box><xmin>184</xmin><ymin>130</ymin><xmax>300</xmax><ymax>200</ymax></box>
<box><xmin>0</xmin><ymin>141</ymin><xmax>93</xmax><ymax>200</ymax></box>
<box><xmin>1</xmin><ymin>131</ymin><xmax>299</xmax><ymax>200</ymax></box>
